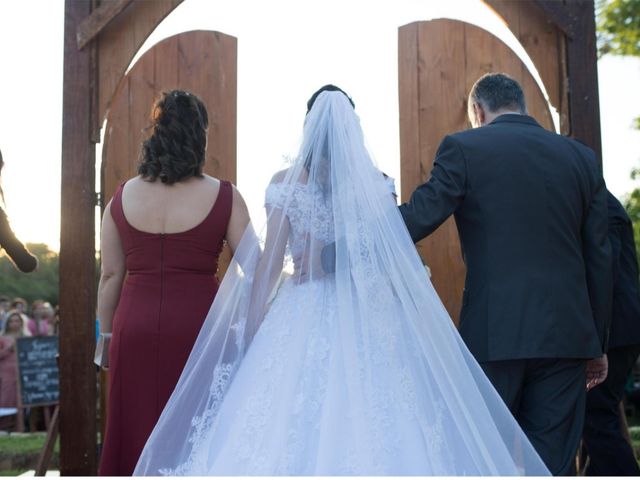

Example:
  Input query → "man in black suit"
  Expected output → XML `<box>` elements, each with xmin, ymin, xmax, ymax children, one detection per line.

<box><xmin>397</xmin><ymin>73</ymin><xmax>612</xmax><ymax>475</ymax></box>
<box><xmin>581</xmin><ymin>191</ymin><xmax>640</xmax><ymax>475</ymax></box>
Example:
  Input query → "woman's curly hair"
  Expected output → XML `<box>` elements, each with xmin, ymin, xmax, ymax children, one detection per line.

<box><xmin>139</xmin><ymin>90</ymin><xmax>209</xmax><ymax>184</ymax></box>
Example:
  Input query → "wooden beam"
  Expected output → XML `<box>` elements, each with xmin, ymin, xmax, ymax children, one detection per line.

<box><xmin>533</xmin><ymin>1</ymin><xmax>602</xmax><ymax>164</ymax></box>
<box><xmin>60</xmin><ymin>0</ymin><xmax>98</xmax><ymax>475</ymax></box>
<box><xmin>76</xmin><ymin>0</ymin><xmax>133</xmax><ymax>50</ymax></box>
<box><xmin>534</xmin><ymin>0</ymin><xmax>577</xmax><ymax>38</ymax></box>
<box><xmin>557</xmin><ymin>1</ymin><xmax>602</xmax><ymax>164</ymax></box>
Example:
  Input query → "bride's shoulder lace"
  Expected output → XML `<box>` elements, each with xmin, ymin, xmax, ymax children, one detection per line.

<box><xmin>264</xmin><ymin>169</ymin><xmax>306</xmax><ymax>210</ymax></box>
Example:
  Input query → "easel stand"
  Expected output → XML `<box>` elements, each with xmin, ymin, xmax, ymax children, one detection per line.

<box><xmin>35</xmin><ymin>404</ymin><xmax>60</xmax><ymax>476</ymax></box>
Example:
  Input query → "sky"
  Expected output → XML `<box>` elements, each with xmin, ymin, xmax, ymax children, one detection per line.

<box><xmin>0</xmin><ymin>0</ymin><xmax>638</xmax><ymax>252</ymax></box>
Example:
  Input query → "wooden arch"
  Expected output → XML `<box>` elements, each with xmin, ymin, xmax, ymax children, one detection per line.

<box><xmin>60</xmin><ymin>0</ymin><xmax>601</xmax><ymax>475</ymax></box>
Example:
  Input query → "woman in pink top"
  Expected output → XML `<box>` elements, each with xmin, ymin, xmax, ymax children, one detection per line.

<box><xmin>27</xmin><ymin>300</ymin><xmax>53</xmax><ymax>336</ymax></box>
<box><xmin>0</xmin><ymin>310</ymin><xmax>26</xmax><ymax>407</ymax></box>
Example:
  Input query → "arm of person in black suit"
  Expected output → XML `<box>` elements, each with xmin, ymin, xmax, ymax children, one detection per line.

<box><xmin>583</xmin><ymin>166</ymin><xmax>613</xmax><ymax>355</ymax></box>
<box><xmin>607</xmin><ymin>213</ymin><xmax>622</xmax><ymax>286</ymax></box>
<box><xmin>398</xmin><ymin>135</ymin><xmax>467</xmax><ymax>242</ymax></box>
<box><xmin>0</xmin><ymin>206</ymin><xmax>38</xmax><ymax>272</ymax></box>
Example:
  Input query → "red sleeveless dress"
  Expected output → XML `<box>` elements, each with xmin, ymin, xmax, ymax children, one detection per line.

<box><xmin>99</xmin><ymin>180</ymin><xmax>233</xmax><ymax>476</ymax></box>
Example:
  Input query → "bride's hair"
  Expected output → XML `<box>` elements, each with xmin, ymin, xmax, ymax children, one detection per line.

<box><xmin>139</xmin><ymin>90</ymin><xmax>209</xmax><ymax>185</ymax></box>
<box><xmin>306</xmin><ymin>84</ymin><xmax>355</xmax><ymax>114</ymax></box>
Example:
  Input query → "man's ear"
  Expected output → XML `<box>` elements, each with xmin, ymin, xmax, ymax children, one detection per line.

<box><xmin>475</xmin><ymin>103</ymin><xmax>486</xmax><ymax>127</ymax></box>
<box><xmin>469</xmin><ymin>102</ymin><xmax>483</xmax><ymax>128</ymax></box>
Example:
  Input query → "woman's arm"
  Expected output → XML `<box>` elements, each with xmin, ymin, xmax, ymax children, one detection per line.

<box><xmin>225</xmin><ymin>185</ymin><xmax>251</xmax><ymax>255</ymax></box>
<box><xmin>0</xmin><ymin>208</ymin><xmax>38</xmax><ymax>272</ymax></box>
<box><xmin>97</xmin><ymin>202</ymin><xmax>126</xmax><ymax>334</ymax></box>
<box><xmin>244</xmin><ymin>206</ymin><xmax>290</xmax><ymax>345</ymax></box>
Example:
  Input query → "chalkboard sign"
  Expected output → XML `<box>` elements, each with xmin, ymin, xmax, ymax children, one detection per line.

<box><xmin>15</xmin><ymin>336</ymin><xmax>59</xmax><ymax>407</ymax></box>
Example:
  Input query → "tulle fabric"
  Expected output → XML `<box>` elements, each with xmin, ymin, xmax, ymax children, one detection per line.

<box><xmin>134</xmin><ymin>91</ymin><xmax>550</xmax><ymax>476</ymax></box>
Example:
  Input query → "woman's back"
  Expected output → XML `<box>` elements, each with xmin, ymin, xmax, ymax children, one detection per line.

<box><xmin>121</xmin><ymin>175</ymin><xmax>221</xmax><ymax>235</ymax></box>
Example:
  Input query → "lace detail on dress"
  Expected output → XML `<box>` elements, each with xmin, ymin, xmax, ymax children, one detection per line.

<box><xmin>265</xmin><ymin>182</ymin><xmax>335</xmax><ymax>260</ymax></box>
<box><xmin>159</xmin><ymin>362</ymin><xmax>234</xmax><ymax>476</ymax></box>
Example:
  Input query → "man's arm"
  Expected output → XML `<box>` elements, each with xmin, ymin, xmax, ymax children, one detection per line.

<box><xmin>399</xmin><ymin>135</ymin><xmax>467</xmax><ymax>243</ymax></box>
<box><xmin>583</xmin><ymin>165</ymin><xmax>613</xmax><ymax>354</ymax></box>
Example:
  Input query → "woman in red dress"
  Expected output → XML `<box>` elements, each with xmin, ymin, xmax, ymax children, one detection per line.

<box><xmin>96</xmin><ymin>90</ymin><xmax>250</xmax><ymax>476</ymax></box>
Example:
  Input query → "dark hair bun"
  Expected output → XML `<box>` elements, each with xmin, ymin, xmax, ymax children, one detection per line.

<box><xmin>306</xmin><ymin>84</ymin><xmax>355</xmax><ymax>114</ymax></box>
<box><xmin>138</xmin><ymin>90</ymin><xmax>209</xmax><ymax>184</ymax></box>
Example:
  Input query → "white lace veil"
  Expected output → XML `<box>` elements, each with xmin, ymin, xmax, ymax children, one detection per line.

<box><xmin>134</xmin><ymin>91</ymin><xmax>550</xmax><ymax>475</ymax></box>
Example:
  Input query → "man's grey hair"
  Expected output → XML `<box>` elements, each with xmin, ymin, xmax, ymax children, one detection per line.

<box><xmin>468</xmin><ymin>73</ymin><xmax>527</xmax><ymax>114</ymax></box>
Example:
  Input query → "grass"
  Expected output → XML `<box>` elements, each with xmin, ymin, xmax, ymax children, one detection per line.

<box><xmin>0</xmin><ymin>433</ymin><xmax>59</xmax><ymax>476</ymax></box>
<box><xmin>0</xmin><ymin>433</ymin><xmax>59</xmax><ymax>456</ymax></box>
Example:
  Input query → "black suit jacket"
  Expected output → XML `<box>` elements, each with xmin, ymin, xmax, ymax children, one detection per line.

<box><xmin>606</xmin><ymin>191</ymin><xmax>640</xmax><ymax>349</ymax></box>
<box><xmin>399</xmin><ymin>114</ymin><xmax>612</xmax><ymax>362</ymax></box>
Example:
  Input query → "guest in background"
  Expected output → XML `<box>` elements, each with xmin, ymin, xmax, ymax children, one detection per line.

<box><xmin>11</xmin><ymin>298</ymin><xmax>31</xmax><ymax>336</ymax></box>
<box><xmin>97</xmin><ymin>90</ymin><xmax>251</xmax><ymax>475</ymax></box>
<box><xmin>41</xmin><ymin>302</ymin><xmax>56</xmax><ymax>335</ymax></box>
<box><xmin>582</xmin><ymin>190</ymin><xmax>640</xmax><ymax>476</ymax></box>
<box><xmin>1</xmin><ymin>310</ymin><xmax>27</xmax><ymax>338</ymax></box>
<box><xmin>0</xmin><ymin>294</ymin><xmax>10</xmax><ymax>331</ymax></box>
<box><xmin>0</xmin><ymin>310</ymin><xmax>25</xmax><ymax>408</ymax></box>
<box><xmin>11</xmin><ymin>297</ymin><xmax>28</xmax><ymax>316</ymax></box>
<box><xmin>27</xmin><ymin>300</ymin><xmax>52</xmax><ymax>336</ymax></box>
<box><xmin>0</xmin><ymin>149</ymin><xmax>38</xmax><ymax>273</ymax></box>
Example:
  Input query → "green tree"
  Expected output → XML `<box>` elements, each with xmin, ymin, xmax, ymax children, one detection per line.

<box><xmin>625</xmin><ymin>170</ymin><xmax>640</xmax><ymax>256</ymax></box>
<box><xmin>597</xmin><ymin>0</ymin><xmax>640</xmax><ymax>56</ymax></box>
<box><xmin>597</xmin><ymin>0</ymin><xmax>640</xmax><ymax>254</ymax></box>
<box><xmin>0</xmin><ymin>243</ymin><xmax>59</xmax><ymax>306</ymax></box>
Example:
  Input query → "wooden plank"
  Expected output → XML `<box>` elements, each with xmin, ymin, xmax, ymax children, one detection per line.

<box><xmin>564</xmin><ymin>1</ymin><xmax>602</xmax><ymax>164</ymax></box>
<box><xmin>102</xmin><ymin>77</ymin><xmax>131</xmax><ymax>203</ymax></box>
<box><xmin>417</xmin><ymin>20</ymin><xmax>468</xmax><ymax>323</ymax></box>
<box><xmin>60</xmin><ymin>0</ymin><xmax>98</xmax><ymax>475</ymax></box>
<box><xmin>77</xmin><ymin>0</ymin><xmax>133</xmax><ymax>50</ymax></box>
<box><xmin>153</xmin><ymin>32</ymin><xmax>180</xmax><ymax>92</ymax></box>
<box><xmin>534</xmin><ymin>0</ymin><xmax>577</xmax><ymax>38</ymax></box>
<box><xmin>127</xmin><ymin>45</ymin><xmax>157</xmax><ymax>181</ymax></box>
<box><xmin>98</xmin><ymin>0</ymin><xmax>183</xmax><ymax>124</ymax></box>
<box><xmin>398</xmin><ymin>23</ymin><xmax>420</xmax><ymax>203</ymax></box>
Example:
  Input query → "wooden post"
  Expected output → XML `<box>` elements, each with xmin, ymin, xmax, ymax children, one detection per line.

<box><xmin>60</xmin><ymin>0</ymin><xmax>98</xmax><ymax>475</ymax></box>
<box><xmin>535</xmin><ymin>0</ymin><xmax>602</xmax><ymax>165</ymax></box>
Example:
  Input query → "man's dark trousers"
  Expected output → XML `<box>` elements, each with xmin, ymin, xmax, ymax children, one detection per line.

<box><xmin>481</xmin><ymin>358</ymin><xmax>587</xmax><ymax>476</ymax></box>
<box><xmin>582</xmin><ymin>346</ymin><xmax>640</xmax><ymax>476</ymax></box>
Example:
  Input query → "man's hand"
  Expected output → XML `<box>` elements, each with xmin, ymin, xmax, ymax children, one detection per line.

<box><xmin>586</xmin><ymin>354</ymin><xmax>608</xmax><ymax>391</ymax></box>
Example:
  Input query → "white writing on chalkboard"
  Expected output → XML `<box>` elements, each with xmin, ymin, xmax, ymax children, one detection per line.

<box><xmin>16</xmin><ymin>336</ymin><xmax>59</xmax><ymax>406</ymax></box>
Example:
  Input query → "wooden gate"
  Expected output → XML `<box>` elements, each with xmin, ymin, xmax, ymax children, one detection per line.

<box><xmin>102</xmin><ymin>30</ymin><xmax>237</xmax><ymax>281</ymax></box>
<box><xmin>398</xmin><ymin>19</ymin><xmax>555</xmax><ymax>323</ymax></box>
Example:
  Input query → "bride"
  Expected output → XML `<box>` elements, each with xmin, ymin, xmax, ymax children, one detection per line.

<box><xmin>134</xmin><ymin>86</ymin><xmax>550</xmax><ymax>476</ymax></box>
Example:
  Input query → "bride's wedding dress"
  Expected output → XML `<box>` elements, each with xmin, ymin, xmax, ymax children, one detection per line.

<box><xmin>134</xmin><ymin>92</ymin><xmax>550</xmax><ymax>476</ymax></box>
